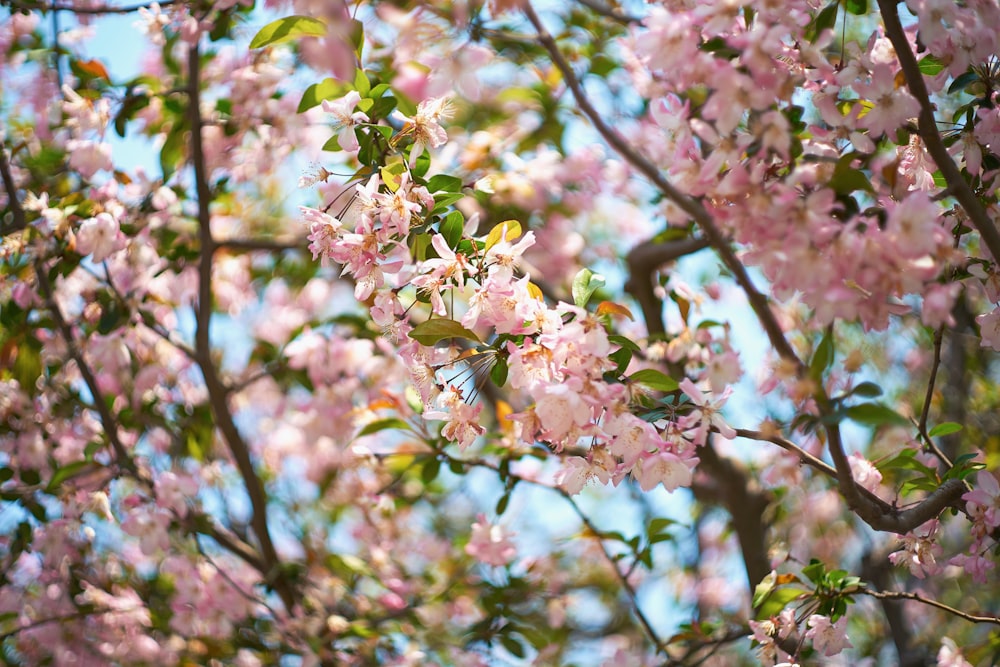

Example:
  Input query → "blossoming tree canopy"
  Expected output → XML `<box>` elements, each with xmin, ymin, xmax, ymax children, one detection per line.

<box><xmin>2</xmin><ymin>0</ymin><xmax>1000</xmax><ymax>664</ymax></box>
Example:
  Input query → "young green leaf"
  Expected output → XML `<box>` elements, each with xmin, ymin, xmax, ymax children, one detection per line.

<box><xmin>928</xmin><ymin>422</ymin><xmax>962</xmax><ymax>438</ymax></box>
<box><xmin>408</xmin><ymin>319</ymin><xmax>482</xmax><ymax>346</ymax></box>
<box><xmin>572</xmin><ymin>268</ymin><xmax>606</xmax><ymax>309</ymax></box>
<box><xmin>250</xmin><ymin>16</ymin><xmax>326</xmax><ymax>49</ymax></box>
<box><xmin>629</xmin><ymin>369</ymin><xmax>680</xmax><ymax>392</ymax></box>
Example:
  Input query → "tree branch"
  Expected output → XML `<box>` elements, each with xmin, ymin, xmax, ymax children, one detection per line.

<box><xmin>876</xmin><ymin>0</ymin><xmax>1000</xmax><ymax>263</ymax></box>
<box><xmin>825</xmin><ymin>422</ymin><xmax>966</xmax><ymax>534</ymax></box>
<box><xmin>0</xmin><ymin>138</ymin><xmax>27</xmax><ymax>237</ymax></box>
<box><xmin>8</xmin><ymin>0</ymin><xmax>178</xmax><ymax>15</ymax></box>
<box><xmin>523</xmin><ymin>1</ymin><xmax>802</xmax><ymax>371</ymax></box>
<box><xmin>186</xmin><ymin>41</ymin><xmax>296</xmax><ymax>612</ymax></box>
<box><xmin>692</xmin><ymin>442</ymin><xmax>772</xmax><ymax>594</ymax></box>
<box><xmin>34</xmin><ymin>262</ymin><xmax>140</xmax><ymax>474</ymax></box>
<box><xmin>859</xmin><ymin>586</ymin><xmax>1000</xmax><ymax>626</ymax></box>
<box><xmin>624</xmin><ymin>237</ymin><xmax>710</xmax><ymax>336</ymax></box>
<box><xmin>860</xmin><ymin>549</ymin><xmax>927</xmax><ymax>666</ymax></box>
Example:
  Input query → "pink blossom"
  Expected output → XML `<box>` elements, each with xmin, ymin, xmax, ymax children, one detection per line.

<box><xmin>633</xmin><ymin>450</ymin><xmax>697</xmax><ymax>492</ymax></box>
<box><xmin>888</xmin><ymin>519</ymin><xmax>942</xmax><ymax>578</ymax></box>
<box><xmin>532</xmin><ymin>381</ymin><xmax>592</xmax><ymax>443</ymax></box>
<box><xmin>963</xmin><ymin>470</ymin><xmax>1000</xmax><ymax>529</ymax></box>
<box><xmin>854</xmin><ymin>65</ymin><xmax>920</xmax><ymax>138</ymax></box>
<box><xmin>805</xmin><ymin>614</ymin><xmax>853</xmax><ymax>657</ymax></box>
<box><xmin>75</xmin><ymin>213</ymin><xmax>121</xmax><ymax>263</ymax></box>
<box><xmin>678</xmin><ymin>377</ymin><xmax>735</xmax><ymax>445</ymax></box>
<box><xmin>465</xmin><ymin>514</ymin><xmax>517</xmax><ymax>566</ymax></box>
<box><xmin>977</xmin><ymin>306</ymin><xmax>1000</xmax><ymax>351</ymax></box>
<box><xmin>848</xmin><ymin>452</ymin><xmax>883</xmax><ymax>494</ymax></box>
<box><xmin>67</xmin><ymin>139</ymin><xmax>113</xmax><ymax>178</ymax></box>
<box><xmin>392</xmin><ymin>96</ymin><xmax>452</xmax><ymax>165</ymax></box>
<box><xmin>937</xmin><ymin>637</ymin><xmax>973</xmax><ymax>667</ymax></box>
<box><xmin>424</xmin><ymin>386</ymin><xmax>485</xmax><ymax>450</ymax></box>
<box><xmin>949</xmin><ymin>551</ymin><xmax>996</xmax><ymax>585</ymax></box>
<box><xmin>321</xmin><ymin>91</ymin><xmax>369</xmax><ymax>152</ymax></box>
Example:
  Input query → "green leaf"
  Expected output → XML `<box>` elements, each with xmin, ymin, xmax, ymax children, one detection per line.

<box><xmin>609</xmin><ymin>347</ymin><xmax>632</xmax><ymax>376</ymax></box>
<box><xmin>928</xmin><ymin>422</ymin><xmax>962</xmax><ymax>437</ymax></box>
<box><xmin>439</xmin><ymin>210</ymin><xmax>464</xmax><ymax>248</ymax></box>
<box><xmin>756</xmin><ymin>586</ymin><xmax>809</xmax><ymax>620</ymax></box>
<box><xmin>810</xmin><ymin>328</ymin><xmax>834</xmax><ymax>381</ymax></box>
<box><xmin>426</xmin><ymin>174</ymin><xmax>463</xmax><ymax>193</ymax></box>
<box><xmin>917</xmin><ymin>55</ymin><xmax>945</xmax><ymax>76</ymax></box>
<box><xmin>849</xmin><ymin>381</ymin><xmax>882</xmax><ymax>398</ymax></box>
<box><xmin>878</xmin><ymin>449</ymin><xmax>936</xmax><ymax>476</ymax></box>
<box><xmin>408</xmin><ymin>319</ymin><xmax>482</xmax><ymax>346</ymax></box>
<box><xmin>159</xmin><ymin>121</ymin><xmax>187</xmax><ymax>180</ymax></box>
<box><xmin>421</xmin><ymin>457</ymin><xmax>441</xmax><ymax>484</ymax></box>
<box><xmin>830</xmin><ymin>156</ymin><xmax>875</xmax><ymax>195</ymax></box>
<box><xmin>948</xmin><ymin>70</ymin><xmax>979</xmax><ymax>94</ymax></box>
<box><xmin>806</xmin><ymin>2</ymin><xmax>839</xmax><ymax>42</ymax></box>
<box><xmin>802</xmin><ymin>559</ymin><xmax>826</xmax><ymax>584</ymax></box>
<box><xmin>844</xmin><ymin>0</ymin><xmax>867</xmax><ymax>15</ymax></box>
<box><xmin>571</xmin><ymin>268</ymin><xmax>606</xmax><ymax>309</ymax></box>
<box><xmin>630</xmin><ymin>368</ymin><xmax>680</xmax><ymax>393</ymax></box>
<box><xmin>648</xmin><ymin>517</ymin><xmax>677</xmax><ymax>534</ymax></box>
<box><xmin>353</xmin><ymin>68</ymin><xmax>370</xmax><ymax>97</ymax></box>
<box><xmin>843</xmin><ymin>402</ymin><xmax>910</xmax><ymax>428</ymax></box>
<box><xmin>490</xmin><ymin>356</ymin><xmax>509</xmax><ymax>387</ymax></box>
<box><xmin>46</xmin><ymin>461</ymin><xmax>92</xmax><ymax>492</ymax></box>
<box><xmin>608</xmin><ymin>334</ymin><xmax>641</xmax><ymax>353</ymax></box>
<box><xmin>495</xmin><ymin>492</ymin><xmax>510</xmax><ymax>516</ymax></box>
<box><xmin>752</xmin><ymin>570</ymin><xmax>777</xmax><ymax>609</ymax></box>
<box><xmin>357</xmin><ymin>418</ymin><xmax>411</xmax><ymax>437</ymax></box>
<box><xmin>348</xmin><ymin>17</ymin><xmax>365</xmax><ymax>57</ymax></box>
<box><xmin>431</xmin><ymin>192</ymin><xmax>465</xmax><ymax>213</ymax></box>
<box><xmin>500</xmin><ymin>634</ymin><xmax>526</xmax><ymax>658</ymax></box>
<box><xmin>249</xmin><ymin>15</ymin><xmax>326</xmax><ymax>49</ymax></box>
<box><xmin>298</xmin><ymin>78</ymin><xmax>348</xmax><ymax>113</ymax></box>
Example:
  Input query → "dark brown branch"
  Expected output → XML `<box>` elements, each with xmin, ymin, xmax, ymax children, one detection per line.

<box><xmin>918</xmin><ymin>327</ymin><xmax>944</xmax><ymax>438</ymax></box>
<box><xmin>916</xmin><ymin>326</ymin><xmax>953</xmax><ymax>467</ymax></box>
<box><xmin>0</xmin><ymin>139</ymin><xmax>27</xmax><ymax>237</ymax></box>
<box><xmin>186</xmin><ymin>41</ymin><xmax>296</xmax><ymax>612</ymax></box>
<box><xmin>825</xmin><ymin>422</ymin><xmax>966</xmax><ymax>534</ymax></box>
<box><xmin>624</xmin><ymin>237</ymin><xmax>709</xmax><ymax>335</ymax></box>
<box><xmin>876</xmin><ymin>0</ymin><xmax>1000</xmax><ymax>263</ymax></box>
<box><xmin>523</xmin><ymin>2</ymin><xmax>803</xmax><ymax>371</ymax></box>
<box><xmin>692</xmin><ymin>442</ymin><xmax>772</xmax><ymax>595</ymax></box>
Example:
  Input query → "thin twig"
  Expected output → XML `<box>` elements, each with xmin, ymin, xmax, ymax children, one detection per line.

<box><xmin>858</xmin><ymin>587</ymin><xmax>1000</xmax><ymax>626</ymax></box>
<box><xmin>436</xmin><ymin>450</ymin><xmax>669</xmax><ymax>656</ymax></box>
<box><xmin>35</xmin><ymin>261</ymin><xmax>139</xmax><ymax>475</ymax></box>
<box><xmin>916</xmin><ymin>326</ymin><xmax>953</xmax><ymax>468</ymax></box>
